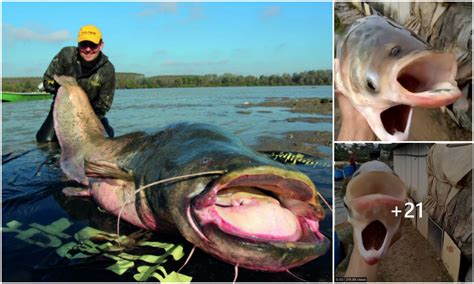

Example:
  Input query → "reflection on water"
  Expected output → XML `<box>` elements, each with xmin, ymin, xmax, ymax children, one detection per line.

<box><xmin>2</xmin><ymin>147</ymin><xmax>333</xmax><ymax>282</ymax></box>
<box><xmin>2</xmin><ymin>86</ymin><xmax>331</xmax><ymax>154</ymax></box>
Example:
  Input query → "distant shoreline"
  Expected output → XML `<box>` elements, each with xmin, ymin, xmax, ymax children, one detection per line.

<box><xmin>116</xmin><ymin>84</ymin><xmax>332</xmax><ymax>90</ymax></box>
<box><xmin>2</xmin><ymin>70</ymin><xmax>332</xmax><ymax>92</ymax></box>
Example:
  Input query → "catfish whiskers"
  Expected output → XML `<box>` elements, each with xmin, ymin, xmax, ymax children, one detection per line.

<box><xmin>116</xmin><ymin>170</ymin><xmax>226</xmax><ymax>237</ymax></box>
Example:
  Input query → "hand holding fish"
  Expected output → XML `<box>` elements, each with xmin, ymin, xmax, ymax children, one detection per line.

<box><xmin>336</xmin><ymin>91</ymin><xmax>376</xmax><ymax>141</ymax></box>
<box><xmin>335</xmin><ymin>15</ymin><xmax>462</xmax><ymax>141</ymax></box>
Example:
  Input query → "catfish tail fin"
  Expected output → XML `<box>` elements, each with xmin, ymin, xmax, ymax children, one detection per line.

<box><xmin>53</xmin><ymin>74</ymin><xmax>107</xmax><ymax>185</ymax></box>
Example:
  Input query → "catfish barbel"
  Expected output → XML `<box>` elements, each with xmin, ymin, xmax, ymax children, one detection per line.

<box><xmin>52</xmin><ymin>75</ymin><xmax>330</xmax><ymax>272</ymax></box>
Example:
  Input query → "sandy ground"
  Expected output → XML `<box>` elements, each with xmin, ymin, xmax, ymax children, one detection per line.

<box><xmin>238</xmin><ymin>97</ymin><xmax>333</xmax><ymax>158</ymax></box>
<box><xmin>242</xmin><ymin>97</ymin><xmax>333</xmax><ymax>115</ymax></box>
<box><xmin>409</xmin><ymin>107</ymin><xmax>472</xmax><ymax>141</ymax></box>
<box><xmin>335</xmin><ymin>220</ymin><xmax>453</xmax><ymax>282</ymax></box>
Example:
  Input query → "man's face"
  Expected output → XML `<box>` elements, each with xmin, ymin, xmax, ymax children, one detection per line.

<box><xmin>78</xmin><ymin>41</ymin><xmax>103</xmax><ymax>62</ymax></box>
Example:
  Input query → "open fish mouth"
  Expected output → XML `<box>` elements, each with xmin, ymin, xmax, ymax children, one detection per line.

<box><xmin>362</xmin><ymin>220</ymin><xmax>387</xmax><ymax>251</ymax></box>
<box><xmin>348</xmin><ymin>196</ymin><xmax>403</xmax><ymax>265</ymax></box>
<box><xmin>394</xmin><ymin>51</ymin><xmax>462</xmax><ymax>107</ymax></box>
<box><xmin>372</xmin><ymin>51</ymin><xmax>462</xmax><ymax>140</ymax></box>
<box><xmin>191</xmin><ymin>166</ymin><xmax>326</xmax><ymax>245</ymax></box>
<box><xmin>380</xmin><ymin>104</ymin><xmax>412</xmax><ymax>136</ymax></box>
<box><xmin>345</xmin><ymin>170</ymin><xmax>407</xmax><ymax>265</ymax></box>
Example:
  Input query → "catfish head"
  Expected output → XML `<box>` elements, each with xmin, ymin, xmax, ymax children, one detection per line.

<box><xmin>335</xmin><ymin>15</ymin><xmax>462</xmax><ymax>141</ymax></box>
<box><xmin>131</xmin><ymin>123</ymin><xmax>330</xmax><ymax>271</ymax></box>
<box><xmin>343</xmin><ymin>161</ymin><xmax>407</xmax><ymax>265</ymax></box>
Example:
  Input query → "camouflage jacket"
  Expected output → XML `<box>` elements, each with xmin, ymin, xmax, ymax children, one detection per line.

<box><xmin>43</xmin><ymin>46</ymin><xmax>115</xmax><ymax>118</ymax></box>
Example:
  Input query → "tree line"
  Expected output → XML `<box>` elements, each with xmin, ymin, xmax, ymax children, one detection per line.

<box><xmin>2</xmin><ymin>70</ymin><xmax>332</xmax><ymax>92</ymax></box>
<box><xmin>116</xmin><ymin>70</ymin><xmax>332</xmax><ymax>89</ymax></box>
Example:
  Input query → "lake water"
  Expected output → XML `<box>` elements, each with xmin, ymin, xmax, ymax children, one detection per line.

<box><xmin>2</xmin><ymin>86</ymin><xmax>333</xmax><ymax>281</ymax></box>
<box><xmin>2</xmin><ymin>86</ymin><xmax>332</xmax><ymax>155</ymax></box>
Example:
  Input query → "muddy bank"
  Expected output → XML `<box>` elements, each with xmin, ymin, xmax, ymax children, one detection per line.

<box><xmin>237</xmin><ymin>97</ymin><xmax>333</xmax><ymax>115</ymax></box>
<box><xmin>335</xmin><ymin>221</ymin><xmax>452</xmax><ymax>281</ymax></box>
<box><xmin>286</xmin><ymin>117</ymin><xmax>332</xmax><ymax>123</ymax></box>
<box><xmin>253</xmin><ymin>130</ymin><xmax>332</xmax><ymax>159</ymax></box>
<box><xmin>237</xmin><ymin>97</ymin><xmax>333</xmax><ymax>158</ymax></box>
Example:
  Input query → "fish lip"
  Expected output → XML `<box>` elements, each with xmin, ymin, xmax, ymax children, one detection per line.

<box><xmin>200</xmin><ymin>223</ymin><xmax>331</xmax><ymax>271</ymax></box>
<box><xmin>393</xmin><ymin>50</ymin><xmax>462</xmax><ymax>107</ymax></box>
<box><xmin>358</xmin><ymin>104</ymin><xmax>413</xmax><ymax>141</ymax></box>
<box><xmin>189</xmin><ymin>166</ymin><xmax>326</xmax><ymax>244</ymax></box>
<box><xmin>363</xmin><ymin>50</ymin><xmax>460</xmax><ymax>141</ymax></box>
<box><xmin>352</xmin><ymin>217</ymin><xmax>398</xmax><ymax>265</ymax></box>
<box><xmin>365</xmin><ymin>257</ymin><xmax>381</xmax><ymax>265</ymax></box>
<box><xmin>193</xmin><ymin>166</ymin><xmax>317</xmax><ymax>208</ymax></box>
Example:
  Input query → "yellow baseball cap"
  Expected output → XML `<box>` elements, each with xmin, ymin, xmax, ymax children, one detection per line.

<box><xmin>78</xmin><ymin>25</ymin><xmax>102</xmax><ymax>44</ymax></box>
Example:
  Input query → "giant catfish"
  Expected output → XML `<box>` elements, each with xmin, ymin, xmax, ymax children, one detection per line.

<box><xmin>335</xmin><ymin>15</ymin><xmax>462</xmax><ymax>141</ymax></box>
<box><xmin>52</xmin><ymin>75</ymin><xmax>330</xmax><ymax>272</ymax></box>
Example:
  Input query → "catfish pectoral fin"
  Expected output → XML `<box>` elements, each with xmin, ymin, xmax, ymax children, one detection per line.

<box><xmin>84</xmin><ymin>159</ymin><xmax>133</xmax><ymax>181</ymax></box>
<box><xmin>62</xmin><ymin>186</ymin><xmax>91</xmax><ymax>197</ymax></box>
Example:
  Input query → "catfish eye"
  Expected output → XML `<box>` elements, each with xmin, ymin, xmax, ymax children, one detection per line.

<box><xmin>201</xmin><ymin>157</ymin><xmax>211</xmax><ymax>165</ymax></box>
<box><xmin>366</xmin><ymin>77</ymin><xmax>377</xmax><ymax>92</ymax></box>
<box><xmin>390</xmin><ymin>45</ymin><xmax>401</xmax><ymax>57</ymax></box>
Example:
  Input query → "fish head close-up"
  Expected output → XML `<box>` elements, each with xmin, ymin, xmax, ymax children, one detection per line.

<box><xmin>135</xmin><ymin>123</ymin><xmax>330</xmax><ymax>271</ymax></box>
<box><xmin>343</xmin><ymin>161</ymin><xmax>407</xmax><ymax>265</ymax></box>
<box><xmin>336</xmin><ymin>15</ymin><xmax>462</xmax><ymax>141</ymax></box>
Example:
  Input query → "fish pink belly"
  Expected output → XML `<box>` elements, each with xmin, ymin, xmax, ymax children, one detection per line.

<box><xmin>90</xmin><ymin>179</ymin><xmax>147</xmax><ymax>229</ymax></box>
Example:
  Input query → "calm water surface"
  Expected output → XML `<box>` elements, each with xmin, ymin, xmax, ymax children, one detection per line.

<box><xmin>2</xmin><ymin>86</ymin><xmax>331</xmax><ymax>154</ymax></box>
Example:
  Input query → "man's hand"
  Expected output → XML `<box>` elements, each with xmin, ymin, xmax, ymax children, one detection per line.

<box><xmin>336</xmin><ymin>91</ymin><xmax>376</xmax><ymax>141</ymax></box>
<box><xmin>43</xmin><ymin>78</ymin><xmax>60</xmax><ymax>95</ymax></box>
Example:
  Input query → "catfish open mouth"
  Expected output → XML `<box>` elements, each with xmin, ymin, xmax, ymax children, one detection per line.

<box><xmin>362</xmin><ymin>220</ymin><xmax>387</xmax><ymax>251</ymax></box>
<box><xmin>397</xmin><ymin>64</ymin><xmax>431</xmax><ymax>93</ymax></box>
<box><xmin>395</xmin><ymin>51</ymin><xmax>461</xmax><ymax>107</ymax></box>
<box><xmin>191</xmin><ymin>167</ymin><xmax>326</xmax><ymax>244</ymax></box>
<box><xmin>397</xmin><ymin>53</ymin><xmax>454</xmax><ymax>93</ymax></box>
<box><xmin>380</xmin><ymin>104</ymin><xmax>412</xmax><ymax>135</ymax></box>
